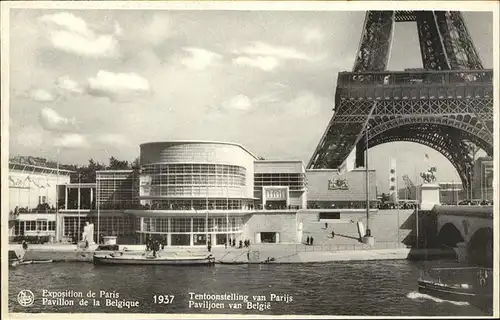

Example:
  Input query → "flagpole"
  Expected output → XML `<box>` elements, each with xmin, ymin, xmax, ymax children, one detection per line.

<box><xmin>226</xmin><ymin>185</ymin><xmax>229</xmax><ymax>246</ymax></box>
<box><xmin>365</xmin><ymin>125</ymin><xmax>370</xmax><ymax>236</ymax></box>
<box><xmin>56</xmin><ymin>147</ymin><xmax>60</xmax><ymax>242</ymax></box>
<box><xmin>78</xmin><ymin>173</ymin><xmax>81</xmax><ymax>242</ymax></box>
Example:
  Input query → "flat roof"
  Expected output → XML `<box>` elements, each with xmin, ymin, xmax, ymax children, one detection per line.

<box><xmin>255</xmin><ymin>160</ymin><xmax>304</xmax><ymax>163</ymax></box>
<box><xmin>60</xmin><ymin>182</ymin><xmax>96</xmax><ymax>187</ymax></box>
<box><xmin>96</xmin><ymin>170</ymin><xmax>134</xmax><ymax>173</ymax></box>
<box><xmin>140</xmin><ymin>140</ymin><xmax>258</xmax><ymax>160</ymax></box>
<box><xmin>9</xmin><ymin>162</ymin><xmax>75</xmax><ymax>174</ymax></box>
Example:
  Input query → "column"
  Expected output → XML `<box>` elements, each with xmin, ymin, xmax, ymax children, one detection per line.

<box><xmin>90</xmin><ymin>188</ymin><xmax>94</xmax><ymax>209</ymax></box>
<box><xmin>190</xmin><ymin>218</ymin><xmax>194</xmax><ymax>246</ymax></box>
<box><xmin>65</xmin><ymin>186</ymin><xmax>68</xmax><ymax>210</ymax></box>
<box><xmin>78</xmin><ymin>186</ymin><xmax>81</xmax><ymax>211</ymax></box>
<box><xmin>262</xmin><ymin>187</ymin><xmax>266</xmax><ymax>209</ymax></box>
<box><xmin>167</xmin><ymin>218</ymin><xmax>171</xmax><ymax>246</ymax></box>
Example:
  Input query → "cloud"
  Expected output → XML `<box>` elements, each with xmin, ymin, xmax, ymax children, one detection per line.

<box><xmin>56</xmin><ymin>76</ymin><xmax>84</xmax><ymax>94</ymax></box>
<box><xmin>142</xmin><ymin>14</ymin><xmax>173</xmax><ymax>45</ymax></box>
<box><xmin>303</xmin><ymin>28</ymin><xmax>324</xmax><ymax>43</ymax></box>
<box><xmin>180</xmin><ymin>47</ymin><xmax>223</xmax><ymax>70</ymax></box>
<box><xmin>97</xmin><ymin>133</ymin><xmax>130</xmax><ymax>146</ymax></box>
<box><xmin>31</xmin><ymin>89</ymin><xmax>53</xmax><ymax>102</ymax></box>
<box><xmin>39</xmin><ymin>107</ymin><xmax>76</xmax><ymax>132</ymax></box>
<box><xmin>87</xmin><ymin>70</ymin><xmax>150</xmax><ymax>101</ymax></box>
<box><xmin>232</xmin><ymin>41</ymin><xmax>312</xmax><ymax>71</ymax></box>
<box><xmin>232</xmin><ymin>56</ymin><xmax>279</xmax><ymax>72</ymax></box>
<box><xmin>114</xmin><ymin>21</ymin><xmax>123</xmax><ymax>37</ymax></box>
<box><xmin>234</xmin><ymin>41</ymin><xmax>311</xmax><ymax>60</ymax></box>
<box><xmin>39</xmin><ymin>12</ymin><xmax>119</xmax><ymax>58</ymax></box>
<box><xmin>284</xmin><ymin>91</ymin><xmax>327</xmax><ymax>118</ymax></box>
<box><xmin>15</xmin><ymin>126</ymin><xmax>44</xmax><ymax>148</ymax></box>
<box><xmin>221</xmin><ymin>94</ymin><xmax>252</xmax><ymax>111</ymax></box>
<box><xmin>53</xmin><ymin>133</ymin><xmax>89</xmax><ymax>149</ymax></box>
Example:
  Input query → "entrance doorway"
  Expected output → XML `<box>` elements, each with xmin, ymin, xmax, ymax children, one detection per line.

<box><xmin>260</xmin><ymin>232</ymin><xmax>278</xmax><ymax>243</ymax></box>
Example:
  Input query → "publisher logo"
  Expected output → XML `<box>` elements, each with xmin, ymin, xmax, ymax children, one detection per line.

<box><xmin>17</xmin><ymin>290</ymin><xmax>34</xmax><ymax>306</ymax></box>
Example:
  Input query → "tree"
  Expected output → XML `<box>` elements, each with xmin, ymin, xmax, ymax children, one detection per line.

<box><xmin>71</xmin><ymin>158</ymin><xmax>106</xmax><ymax>183</ymax></box>
<box><xmin>108</xmin><ymin>156</ymin><xmax>129</xmax><ymax>170</ymax></box>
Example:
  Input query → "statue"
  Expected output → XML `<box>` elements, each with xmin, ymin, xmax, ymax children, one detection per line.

<box><xmin>420</xmin><ymin>166</ymin><xmax>437</xmax><ymax>184</ymax></box>
<box><xmin>81</xmin><ymin>221</ymin><xmax>95</xmax><ymax>245</ymax></box>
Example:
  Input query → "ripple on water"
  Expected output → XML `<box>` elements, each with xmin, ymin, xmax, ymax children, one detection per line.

<box><xmin>8</xmin><ymin>260</ymin><xmax>491</xmax><ymax>316</ymax></box>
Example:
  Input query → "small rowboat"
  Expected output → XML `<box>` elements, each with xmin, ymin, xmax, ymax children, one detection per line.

<box><xmin>19</xmin><ymin>260</ymin><xmax>53</xmax><ymax>265</ymax></box>
<box><xmin>9</xmin><ymin>250</ymin><xmax>22</xmax><ymax>267</ymax></box>
<box><xmin>93</xmin><ymin>252</ymin><xmax>215</xmax><ymax>266</ymax></box>
<box><xmin>9</xmin><ymin>250</ymin><xmax>53</xmax><ymax>267</ymax></box>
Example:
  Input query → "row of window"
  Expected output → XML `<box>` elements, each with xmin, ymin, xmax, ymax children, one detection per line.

<box><xmin>145</xmin><ymin>199</ymin><xmax>255</xmax><ymax>211</ymax></box>
<box><xmin>13</xmin><ymin>220</ymin><xmax>56</xmax><ymax>235</ymax></box>
<box><xmin>97</xmin><ymin>172</ymin><xmax>136</xmax><ymax>180</ymax></box>
<box><xmin>142</xmin><ymin>164</ymin><xmax>246</xmax><ymax>175</ymax></box>
<box><xmin>146</xmin><ymin>174</ymin><xmax>246</xmax><ymax>186</ymax></box>
<box><xmin>138</xmin><ymin>216</ymin><xmax>244</xmax><ymax>233</ymax></box>
<box><xmin>63</xmin><ymin>216</ymin><xmax>136</xmax><ymax>237</ymax></box>
<box><xmin>254</xmin><ymin>174</ymin><xmax>306</xmax><ymax>190</ymax></box>
<box><xmin>141</xmin><ymin>186</ymin><xmax>246</xmax><ymax>197</ymax></box>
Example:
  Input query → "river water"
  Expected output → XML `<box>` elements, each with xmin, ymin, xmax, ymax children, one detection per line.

<box><xmin>8</xmin><ymin>260</ymin><xmax>492</xmax><ymax>316</ymax></box>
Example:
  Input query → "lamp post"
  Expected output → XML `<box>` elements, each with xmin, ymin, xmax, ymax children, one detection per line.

<box><xmin>365</xmin><ymin>125</ymin><xmax>371</xmax><ymax>237</ymax></box>
<box><xmin>78</xmin><ymin>173</ymin><xmax>81</xmax><ymax>242</ymax></box>
<box><xmin>55</xmin><ymin>147</ymin><xmax>60</xmax><ymax>242</ymax></box>
<box><xmin>95</xmin><ymin>147</ymin><xmax>111</xmax><ymax>245</ymax></box>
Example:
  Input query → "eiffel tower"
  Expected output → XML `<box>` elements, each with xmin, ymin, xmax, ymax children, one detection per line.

<box><xmin>307</xmin><ymin>11</ymin><xmax>493</xmax><ymax>193</ymax></box>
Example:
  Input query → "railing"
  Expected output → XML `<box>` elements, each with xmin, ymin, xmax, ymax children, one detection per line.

<box><xmin>338</xmin><ymin>69</ymin><xmax>493</xmax><ymax>87</ymax></box>
<box><xmin>295</xmin><ymin>241</ymin><xmax>409</xmax><ymax>252</ymax></box>
<box><xmin>10</xmin><ymin>209</ymin><xmax>58</xmax><ymax>214</ymax></box>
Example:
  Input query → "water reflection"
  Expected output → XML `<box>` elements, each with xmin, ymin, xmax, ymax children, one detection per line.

<box><xmin>9</xmin><ymin>260</ymin><xmax>491</xmax><ymax>316</ymax></box>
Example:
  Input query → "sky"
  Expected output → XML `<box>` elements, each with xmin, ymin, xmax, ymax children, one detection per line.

<box><xmin>7</xmin><ymin>8</ymin><xmax>493</xmax><ymax>193</ymax></box>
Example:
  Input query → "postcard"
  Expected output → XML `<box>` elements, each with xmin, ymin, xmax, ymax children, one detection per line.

<box><xmin>1</xmin><ymin>1</ymin><xmax>498</xmax><ymax>319</ymax></box>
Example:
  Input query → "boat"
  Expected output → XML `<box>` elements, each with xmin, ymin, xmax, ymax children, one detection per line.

<box><xmin>18</xmin><ymin>260</ymin><xmax>53</xmax><ymax>265</ymax></box>
<box><xmin>417</xmin><ymin>267</ymin><xmax>493</xmax><ymax>307</ymax></box>
<box><xmin>9</xmin><ymin>250</ymin><xmax>22</xmax><ymax>267</ymax></box>
<box><xmin>93</xmin><ymin>252</ymin><xmax>216</xmax><ymax>265</ymax></box>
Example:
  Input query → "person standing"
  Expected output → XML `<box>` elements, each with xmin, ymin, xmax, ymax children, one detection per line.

<box><xmin>306</xmin><ymin>236</ymin><xmax>310</xmax><ymax>245</ymax></box>
<box><xmin>22</xmin><ymin>240</ymin><xmax>28</xmax><ymax>251</ymax></box>
<box><xmin>310</xmin><ymin>237</ymin><xmax>314</xmax><ymax>245</ymax></box>
<box><xmin>331</xmin><ymin>230</ymin><xmax>335</xmax><ymax>238</ymax></box>
<box><xmin>207</xmin><ymin>241</ymin><xmax>212</xmax><ymax>252</ymax></box>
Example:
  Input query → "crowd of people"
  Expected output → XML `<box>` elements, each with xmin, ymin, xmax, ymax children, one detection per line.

<box><xmin>145</xmin><ymin>235</ymin><xmax>167</xmax><ymax>257</ymax></box>
<box><xmin>225</xmin><ymin>238</ymin><xmax>251</xmax><ymax>249</ymax></box>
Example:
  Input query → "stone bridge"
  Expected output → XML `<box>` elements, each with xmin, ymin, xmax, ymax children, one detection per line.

<box><xmin>433</xmin><ymin>205</ymin><xmax>493</xmax><ymax>266</ymax></box>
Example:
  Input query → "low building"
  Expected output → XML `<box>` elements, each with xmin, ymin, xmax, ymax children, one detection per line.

<box><xmin>8</xmin><ymin>161</ymin><xmax>73</xmax><ymax>239</ymax></box>
<box><xmin>9</xmin><ymin>140</ymin><xmax>384</xmax><ymax>246</ymax></box>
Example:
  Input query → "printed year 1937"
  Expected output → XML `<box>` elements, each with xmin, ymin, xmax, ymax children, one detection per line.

<box><xmin>153</xmin><ymin>294</ymin><xmax>175</xmax><ymax>304</ymax></box>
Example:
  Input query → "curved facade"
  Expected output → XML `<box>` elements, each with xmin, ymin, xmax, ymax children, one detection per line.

<box><xmin>134</xmin><ymin>141</ymin><xmax>257</xmax><ymax>246</ymax></box>
<box><xmin>140</xmin><ymin>141</ymin><xmax>256</xmax><ymax>208</ymax></box>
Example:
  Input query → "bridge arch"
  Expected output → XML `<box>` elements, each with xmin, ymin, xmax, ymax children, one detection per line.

<box><xmin>368</xmin><ymin>115</ymin><xmax>493</xmax><ymax>150</ymax></box>
<box><xmin>467</xmin><ymin>227</ymin><xmax>493</xmax><ymax>267</ymax></box>
<box><xmin>436</xmin><ymin>222</ymin><xmax>464</xmax><ymax>248</ymax></box>
<box><xmin>358</xmin><ymin>121</ymin><xmax>492</xmax><ymax>190</ymax></box>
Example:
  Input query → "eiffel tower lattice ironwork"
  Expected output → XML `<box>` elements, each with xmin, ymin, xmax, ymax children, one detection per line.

<box><xmin>307</xmin><ymin>11</ymin><xmax>493</xmax><ymax>193</ymax></box>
